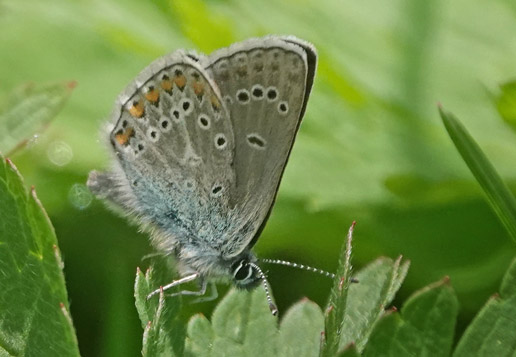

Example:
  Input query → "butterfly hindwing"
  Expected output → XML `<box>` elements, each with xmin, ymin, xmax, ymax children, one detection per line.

<box><xmin>202</xmin><ymin>36</ymin><xmax>317</xmax><ymax>258</ymax></box>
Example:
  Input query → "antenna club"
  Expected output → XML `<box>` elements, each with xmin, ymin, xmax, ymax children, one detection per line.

<box><xmin>269</xmin><ymin>303</ymin><xmax>278</xmax><ymax>316</ymax></box>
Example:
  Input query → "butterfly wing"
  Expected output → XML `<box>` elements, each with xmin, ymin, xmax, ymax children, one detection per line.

<box><xmin>201</xmin><ymin>36</ymin><xmax>317</xmax><ymax>258</ymax></box>
<box><xmin>88</xmin><ymin>51</ymin><xmax>236</xmax><ymax>253</ymax></box>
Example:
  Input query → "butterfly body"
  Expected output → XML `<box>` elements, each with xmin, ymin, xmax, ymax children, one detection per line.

<box><xmin>88</xmin><ymin>36</ymin><xmax>317</xmax><ymax>294</ymax></box>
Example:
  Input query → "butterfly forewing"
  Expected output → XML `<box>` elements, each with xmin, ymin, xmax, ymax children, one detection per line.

<box><xmin>202</xmin><ymin>37</ymin><xmax>317</xmax><ymax>258</ymax></box>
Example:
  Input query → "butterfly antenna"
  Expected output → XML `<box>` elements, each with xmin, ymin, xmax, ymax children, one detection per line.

<box><xmin>260</xmin><ymin>258</ymin><xmax>336</xmax><ymax>279</ymax></box>
<box><xmin>250</xmin><ymin>262</ymin><xmax>278</xmax><ymax>316</ymax></box>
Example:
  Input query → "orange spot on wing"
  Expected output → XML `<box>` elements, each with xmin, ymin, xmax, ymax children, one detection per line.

<box><xmin>115</xmin><ymin>127</ymin><xmax>134</xmax><ymax>146</ymax></box>
<box><xmin>174</xmin><ymin>75</ymin><xmax>186</xmax><ymax>89</ymax></box>
<box><xmin>210</xmin><ymin>95</ymin><xmax>221</xmax><ymax>111</ymax></box>
<box><xmin>193</xmin><ymin>82</ymin><xmax>204</xmax><ymax>96</ymax></box>
<box><xmin>161</xmin><ymin>78</ymin><xmax>173</xmax><ymax>92</ymax></box>
<box><xmin>129</xmin><ymin>101</ymin><xmax>144</xmax><ymax>118</ymax></box>
<box><xmin>145</xmin><ymin>88</ymin><xmax>160</xmax><ymax>103</ymax></box>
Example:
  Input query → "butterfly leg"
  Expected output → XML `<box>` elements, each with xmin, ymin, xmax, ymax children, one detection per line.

<box><xmin>146</xmin><ymin>272</ymin><xmax>200</xmax><ymax>300</ymax></box>
<box><xmin>190</xmin><ymin>282</ymin><xmax>218</xmax><ymax>304</ymax></box>
<box><xmin>163</xmin><ymin>280</ymin><xmax>219</xmax><ymax>304</ymax></box>
<box><xmin>166</xmin><ymin>278</ymin><xmax>208</xmax><ymax>298</ymax></box>
<box><xmin>141</xmin><ymin>251</ymin><xmax>169</xmax><ymax>262</ymax></box>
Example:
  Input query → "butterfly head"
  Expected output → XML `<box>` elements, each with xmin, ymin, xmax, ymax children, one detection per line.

<box><xmin>228</xmin><ymin>253</ymin><xmax>278</xmax><ymax>315</ymax></box>
<box><xmin>230</xmin><ymin>255</ymin><xmax>262</xmax><ymax>290</ymax></box>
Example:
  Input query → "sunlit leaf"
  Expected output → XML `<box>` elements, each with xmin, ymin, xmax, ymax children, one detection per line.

<box><xmin>278</xmin><ymin>299</ymin><xmax>324</xmax><ymax>357</ymax></box>
<box><xmin>364</xmin><ymin>278</ymin><xmax>458</xmax><ymax>357</ymax></box>
<box><xmin>0</xmin><ymin>156</ymin><xmax>79</xmax><ymax>356</ymax></box>
<box><xmin>184</xmin><ymin>288</ymin><xmax>278</xmax><ymax>356</ymax></box>
<box><xmin>320</xmin><ymin>222</ymin><xmax>355</xmax><ymax>357</ymax></box>
<box><xmin>339</xmin><ymin>256</ymin><xmax>410</xmax><ymax>352</ymax></box>
<box><xmin>134</xmin><ymin>257</ymin><xmax>185</xmax><ymax>356</ymax></box>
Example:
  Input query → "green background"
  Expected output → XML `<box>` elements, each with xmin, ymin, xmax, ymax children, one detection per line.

<box><xmin>1</xmin><ymin>0</ymin><xmax>516</xmax><ymax>355</ymax></box>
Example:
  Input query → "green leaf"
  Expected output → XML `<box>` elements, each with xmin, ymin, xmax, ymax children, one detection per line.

<box><xmin>453</xmin><ymin>257</ymin><xmax>516</xmax><ymax>356</ymax></box>
<box><xmin>0</xmin><ymin>81</ymin><xmax>75</xmax><ymax>155</ymax></box>
<box><xmin>185</xmin><ymin>288</ymin><xmax>278</xmax><ymax>356</ymax></box>
<box><xmin>495</xmin><ymin>80</ymin><xmax>516</xmax><ymax>132</ymax></box>
<box><xmin>339</xmin><ymin>256</ymin><xmax>410</xmax><ymax>352</ymax></box>
<box><xmin>185</xmin><ymin>314</ymin><xmax>213</xmax><ymax>356</ymax></box>
<box><xmin>278</xmin><ymin>299</ymin><xmax>324</xmax><ymax>357</ymax></box>
<box><xmin>337</xmin><ymin>344</ymin><xmax>360</xmax><ymax>357</ymax></box>
<box><xmin>0</xmin><ymin>157</ymin><xmax>79</xmax><ymax>356</ymax></box>
<box><xmin>134</xmin><ymin>257</ymin><xmax>185</xmax><ymax>357</ymax></box>
<box><xmin>364</xmin><ymin>277</ymin><xmax>459</xmax><ymax>357</ymax></box>
<box><xmin>320</xmin><ymin>222</ymin><xmax>355</xmax><ymax>357</ymax></box>
<box><xmin>440</xmin><ymin>106</ymin><xmax>516</xmax><ymax>244</ymax></box>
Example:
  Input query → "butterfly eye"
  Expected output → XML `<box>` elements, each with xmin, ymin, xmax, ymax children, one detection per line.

<box><xmin>233</xmin><ymin>260</ymin><xmax>253</xmax><ymax>281</ymax></box>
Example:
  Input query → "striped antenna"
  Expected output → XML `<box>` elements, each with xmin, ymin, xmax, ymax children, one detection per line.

<box><xmin>260</xmin><ymin>258</ymin><xmax>336</xmax><ymax>279</ymax></box>
<box><xmin>249</xmin><ymin>262</ymin><xmax>278</xmax><ymax>316</ymax></box>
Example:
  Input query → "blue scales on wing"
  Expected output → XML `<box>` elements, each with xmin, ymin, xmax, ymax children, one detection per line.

<box><xmin>87</xmin><ymin>50</ymin><xmax>239</xmax><ymax>256</ymax></box>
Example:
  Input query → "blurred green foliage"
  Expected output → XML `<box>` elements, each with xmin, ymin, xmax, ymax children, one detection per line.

<box><xmin>1</xmin><ymin>0</ymin><xmax>516</xmax><ymax>355</ymax></box>
<box><xmin>0</xmin><ymin>81</ymin><xmax>75</xmax><ymax>155</ymax></box>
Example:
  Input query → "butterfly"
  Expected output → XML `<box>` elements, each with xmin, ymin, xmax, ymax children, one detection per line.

<box><xmin>87</xmin><ymin>35</ymin><xmax>317</xmax><ymax>315</ymax></box>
